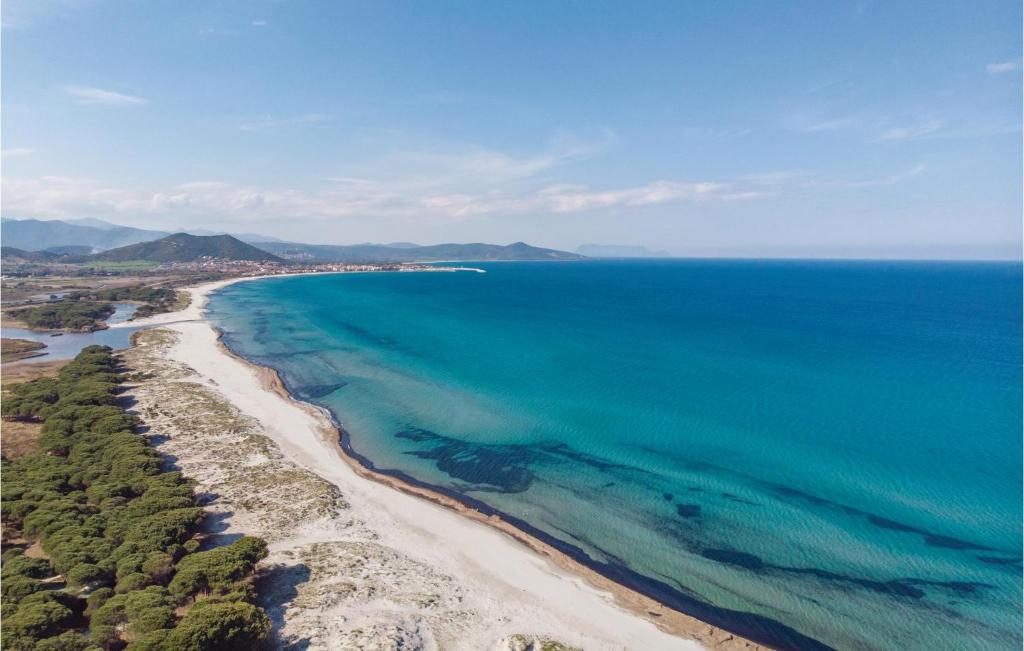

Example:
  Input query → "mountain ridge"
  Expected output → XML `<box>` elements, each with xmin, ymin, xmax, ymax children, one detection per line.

<box><xmin>1</xmin><ymin>217</ymin><xmax>584</xmax><ymax>263</ymax></box>
<box><xmin>91</xmin><ymin>233</ymin><xmax>283</xmax><ymax>263</ymax></box>
<box><xmin>257</xmin><ymin>240</ymin><xmax>583</xmax><ymax>262</ymax></box>
<box><xmin>1</xmin><ymin>218</ymin><xmax>285</xmax><ymax>251</ymax></box>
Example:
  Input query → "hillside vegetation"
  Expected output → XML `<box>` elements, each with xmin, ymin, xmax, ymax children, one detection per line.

<box><xmin>1</xmin><ymin>346</ymin><xmax>272</xmax><ymax>650</ymax></box>
<box><xmin>91</xmin><ymin>234</ymin><xmax>281</xmax><ymax>264</ymax></box>
<box><xmin>0</xmin><ymin>248</ymin><xmax>66</xmax><ymax>263</ymax></box>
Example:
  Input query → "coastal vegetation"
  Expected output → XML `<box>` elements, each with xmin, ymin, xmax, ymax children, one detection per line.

<box><xmin>8</xmin><ymin>300</ymin><xmax>116</xmax><ymax>331</ymax></box>
<box><xmin>7</xmin><ymin>286</ymin><xmax>184</xmax><ymax>331</ymax></box>
<box><xmin>1</xmin><ymin>338</ymin><xmax>47</xmax><ymax>363</ymax></box>
<box><xmin>1</xmin><ymin>346</ymin><xmax>272</xmax><ymax>650</ymax></box>
<box><xmin>65</xmin><ymin>286</ymin><xmax>184</xmax><ymax>320</ymax></box>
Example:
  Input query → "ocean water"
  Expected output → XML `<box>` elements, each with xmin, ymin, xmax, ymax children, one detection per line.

<box><xmin>208</xmin><ymin>260</ymin><xmax>1022</xmax><ymax>650</ymax></box>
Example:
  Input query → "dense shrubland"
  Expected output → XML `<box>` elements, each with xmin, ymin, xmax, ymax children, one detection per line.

<box><xmin>9</xmin><ymin>286</ymin><xmax>181</xmax><ymax>330</ymax></box>
<box><xmin>8</xmin><ymin>301</ymin><xmax>116</xmax><ymax>331</ymax></box>
<box><xmin>65</xmin><ymin>287</ymin><xmax>181</xmax><ymax>321</ymax></box>
<box><xmin>1</xmin><ymin>346</ymin><xmax>271</xmax><ymax>650</ymax></box>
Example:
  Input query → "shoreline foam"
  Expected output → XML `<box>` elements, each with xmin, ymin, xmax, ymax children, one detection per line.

<box><xmin>143</xmin><ymin>274</ymin><xmax>771</xmax><ymax>649</ymax></box>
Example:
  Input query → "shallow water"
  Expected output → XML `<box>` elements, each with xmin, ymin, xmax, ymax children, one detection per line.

<box><xmin>1</xmin><ymin>303</ymin><xmax>140</xmax><ymax>360</ymax></box>
<box><xmin>209</xmin><ymin>260</ymin><xmax>1022</xmax><ymax>650</ymax></box>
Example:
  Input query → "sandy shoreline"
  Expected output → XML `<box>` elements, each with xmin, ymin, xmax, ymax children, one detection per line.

<box><xmin>128</xmin><ymin>274</ymin><xmax>764</xmax><ymax>650</ymax></box>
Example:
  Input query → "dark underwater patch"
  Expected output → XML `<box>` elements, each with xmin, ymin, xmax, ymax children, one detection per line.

<box><xmin>867</xmin><ymin>515</ymin><xmax>919</xmax><ymax>532</ymax></box>
<box><xmin>702</xmin><ymin>549</ymin><xmax>766</xmax><ymax>570</ymax></box>
<box><xmin>662</xmin><ymin>492</ymin><xmax>674</xmax><ymax>501</ymax></box>
<box><xmin>977</xmin><ymin>555</ymin><xmax>1021</xmax><ymax>566</ymax></box>
<box><xmin>298</xmin><ymin>382</ymin><xmax>348</xmax><ymax>399</ymax></box>
<box><xmin>331</xmin><ymin>424</ymin><xmax>835</xmax><ymax>650</ymax></box>
<box><xmin>765</xmin><ymin>481</ymin><xmax>997</xmax><ymax>553</ymax></box>
<box><xmin>700</xmin><ymin>548</ymin><xmax>990</xmax><ymax>600</ymax></box>
<box><xmin>924</xmin><ymin>534</ymin><xmax>994</xmax><ymax>551</ymax></box>
<box><xmin>333</xmin><ymin>319</ymin><xmax>399</xmax><ymax>347</ymax></box>
<box><xmin>393</xmin><ymin>426</ymin><xmax>655</xmax><ymax>493</ymax></box>
<box><xmin>540</xmin><ymin>442</ymin><xmax>646</xmax><ymax>473</ymax></box>
<box><xmin>395</xmin><ymin>427</ymin><xmax>535</xmax><ymax>492</ymax></box>
<box><xmin>676</xmin><ymin>503</ymin><xmax>701</xmax><ymax>518</ymax></box>
<box><xmin>722</xmin><ymin>492</ymin><xmax>758</xmax><ymax>506</ymax></box>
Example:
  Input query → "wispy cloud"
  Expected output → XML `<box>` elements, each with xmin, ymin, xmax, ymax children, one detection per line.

<box><xmin>236</xmin><ymin>113</ymin><xmax>331</xmax><ymax>131</ymax></box>
<box><xmin>2</xmin><ymin>125</ymin><xmax>937</xmax><ymax>227</ymax></box>
<box><xmin>0</xmin><ymin>174</ymin><xmax>746</xmax><ymax>223</ymax></box>
<box><xmin>784</xmin><ymin>112</ymin><xmax>860</xmax><ymax>134</ymax></box>
<box><xmin>986</xmin><ymin>59</ymin><xmax>1022</xmax><ymax>74</ymax></box>
<box><xmin>738</xmin><ymin>164</ymin><xmax>925</xmax><ymax>193</ymax></box>
<box><xmin>63</xmin><ymin>85</ymin><xmax>147</xmax><ymax>106</ymax></box>
<box><xmin>532</xmin><ymin>181</ymin><xmax>729</xmax><ymax>213</ymax></box>
<box><xmin>809</xmin><ymin>163</ymin><xmax>926</xmax><ymax>189</ymax></box>
<box><xmin>251</xmin><ymin>19</ymin><xmax>267</xmax><ymax>27</ymax></box>
<box><xmin>349</xmin><ymin>131</ymin><xmax>616</xmax><ymax>191</ymax></box>
<box><xmin>877</xmin><ymin>119</ymin><xmax>944</xmax><ymax>142</ymax></box>
<box><xmin>797</xmin><ymin>117</ymin><xmax>858</xmax><ymax>133</ymax></box>
<box><xmin>1</xmin><ymin>148</ymin><xmax>33</xmax><ymax>157</ymax></box>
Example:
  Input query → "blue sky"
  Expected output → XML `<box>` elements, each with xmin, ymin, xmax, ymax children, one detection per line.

<box><xmin>2</xmin><ymin>1</ymin><xmax>1021</xmax><ymax>257</ymax></box>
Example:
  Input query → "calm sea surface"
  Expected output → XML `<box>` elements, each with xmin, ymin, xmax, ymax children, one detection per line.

<box><xmin>208</xmin><ymin>260</ymin><xmax>1022</xmax><ymax>650</ymax></box>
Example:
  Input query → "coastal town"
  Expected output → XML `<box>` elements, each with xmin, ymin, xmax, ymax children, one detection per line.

<box><xmin>147</xmin><ymin>258</ymin><xmax>479</xmax><ymax>276</ymax></box>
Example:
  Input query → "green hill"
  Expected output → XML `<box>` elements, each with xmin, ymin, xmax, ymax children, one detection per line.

<box><xmin>91</xmin><ymin>233</ymin><xmax>283</xmax><ymax>263</ymax></box>
<box><xmin>0</xmin><ymin>247</ymin><xmax>70</xmax><ymax>263</ymax></box>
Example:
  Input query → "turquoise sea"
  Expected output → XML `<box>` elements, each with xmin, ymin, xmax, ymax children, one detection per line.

<box><xmin>208</xmin><ymin>260</ymin><xmax>1022</xmax><ymax>650</ymax></box>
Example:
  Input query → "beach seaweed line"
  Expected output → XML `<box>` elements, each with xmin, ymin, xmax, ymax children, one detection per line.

<box><xmin>209</xmin><ymin>326</ymin><xmax>831</xmax><ymax>651</ymax></box>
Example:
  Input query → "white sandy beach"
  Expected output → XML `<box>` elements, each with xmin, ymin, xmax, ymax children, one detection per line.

<box><xmin>122</xmin><ymin>277</ymin><xmax>735</xmax><ymax>650</ymax></box>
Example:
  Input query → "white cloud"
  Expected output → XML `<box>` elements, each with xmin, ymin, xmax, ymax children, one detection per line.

<box><xmin>986</xmin><ymin>60</ymin><xmax>1022</xmax><ymax>74</ymax></box>
<box><xmin>1</xmin><ymin>148</ymin><xmax>33</xmax><ymax>157</ymax></box>
<box><xmin>371</xmin><ymin>131</ymin><xmax>616</xmax><ymax>189</ymax></box>
<box><xmin>537</xmin><ymin>181</ymin><xmax>727</xmax><ymax>213</ymax></box>
<box><xmin>63</xmin><ymin>85</ymin><xmax>147</xmax><ymax>106</ymax></box>
<box><xmin>2</xmin><ymin>133</ymin><xmax>933</xmax><ymax>228</ymax></box>
<box><xmin>251</xmin><ymin>19</ymin><xmax>267</xmax><ymax>27</ymax></box>
<box><xmin>877</xmin><ymin>119</ymin><xmax>944</xmax><ymax>142</ymax></box>
<box><xmin>1</xmin><ymin>174</ymin><xmax>746</xmax><ymax>224</ymax></box>
<box><xmin>236</xmin><ymin>113</ymin><xmax>330</xmax><ymax>131</ymax></box>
